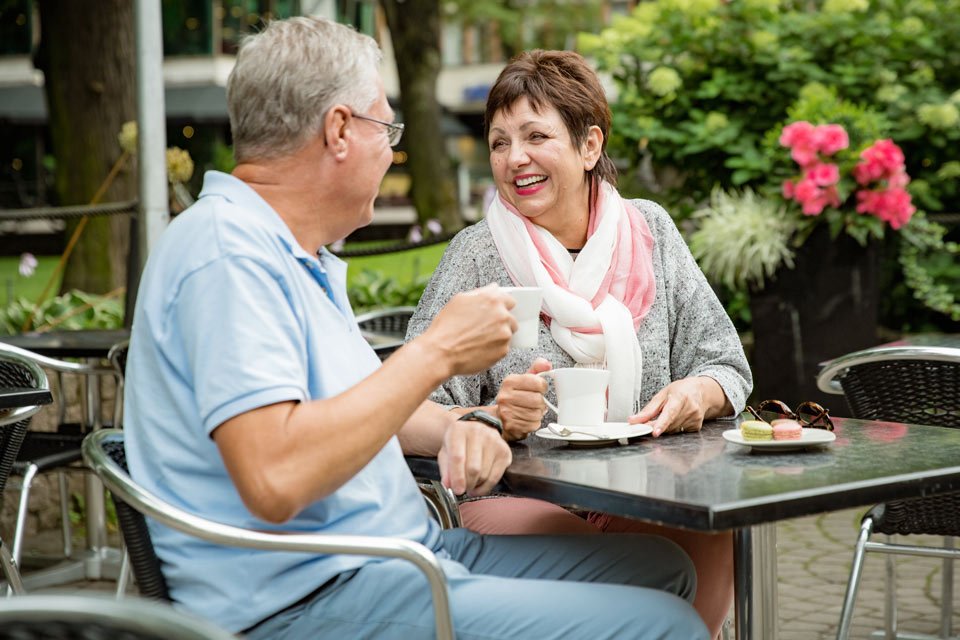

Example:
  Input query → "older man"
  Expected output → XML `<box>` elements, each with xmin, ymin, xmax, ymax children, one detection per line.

<box><xmin>123</xmin><ymin>16</ymin><xmax>707</xmax><ymax>640</ymax></box>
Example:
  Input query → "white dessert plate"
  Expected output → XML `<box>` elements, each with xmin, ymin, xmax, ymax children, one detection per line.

<box><xmin>722</xmin><ymin>427</ymin><xmax>836</xmax><ymax>451</ymax></box>
<box><xmin>535</xmin><ymin>422</ymin><xmax>653</xmax><ymax>446</ymax></box>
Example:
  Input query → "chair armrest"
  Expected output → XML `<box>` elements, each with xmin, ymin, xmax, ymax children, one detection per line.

<box><xmin>82</xmin><ymin>430</ymin><xmax>454</xmax><ymax>640</ymax></box>
<box><xmin>817</xmin><ymin>344</ymin><xmax>960</xmax><ymax>395</ymax></box>
<box><xmin>0</xmin><ymin>594</ymin><xmax>237</xmax><ymax>640</ymax></box>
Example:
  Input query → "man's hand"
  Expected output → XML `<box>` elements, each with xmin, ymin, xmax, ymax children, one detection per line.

<box><xmin>495</xmin><ymin>358</ymin><xmax>552</xmax><ymax>441</ymax></box>
<box><xmin>438</xmin><ymin>419</ymin><xmax>512</xmax><ymax>497</ymax></box>
<box><xmin>629</xmin><ymin>377</ymin><xmax>719</xmax><ymax>437</ymax></box>
<box><xmin>419</xmin><ymin>284</ymin><xmax>517</xmax><ymax>377</ymax></box>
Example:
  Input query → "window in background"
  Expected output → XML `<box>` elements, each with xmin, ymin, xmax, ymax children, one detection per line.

<box><xmin>0</xmin><ymin>0</ymin><xmax>33</xmax><ymax>56</ymax></box>
<box><xmin>162</xmin><ymin>0</ymin><xmax>213</xmax><ymax>55</ymax></box>
<box><xmin>336</xmin><ymin>0</ymin><xmax>375</xmax><ymax>37</ymax></box>
<box><xmin>220</xmin><ymin>0</ymin><xmax>300</xmax><ymax>55</ymax></box>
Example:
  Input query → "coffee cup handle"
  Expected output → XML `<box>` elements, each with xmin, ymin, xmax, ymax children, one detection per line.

<box><xmin>537</xmin><ymin>371</ymin><xmax>559</xmax><ymax>417</ymax></box>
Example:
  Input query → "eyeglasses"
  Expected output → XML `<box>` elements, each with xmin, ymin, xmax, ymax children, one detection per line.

<box><xmin>746</xmin><ymin>399</ymin><xmax>834</xmax><ymax>431</ymax></box>
<box><xmin>351</xmin><ymin>112</ymin><xmax>405</xmax><ymax>147</ymax></box>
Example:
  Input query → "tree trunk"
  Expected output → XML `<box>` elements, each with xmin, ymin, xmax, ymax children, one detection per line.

<box><xmin>749</xmin><ymin>225</ymin><xmax>881</xmax><ymax>408</ymax></box>
<box><xmin>36</xmin><ymin>0</ymin><xmax>136</xmax><ymax>295</ymax></box>
<box><xmin>380</xmin><ymin>0</ymin><xmax>463</xmax><ymax>231</ymax></box>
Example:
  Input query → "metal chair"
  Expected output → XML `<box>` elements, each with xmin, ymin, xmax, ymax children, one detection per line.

<box><xmin>818</xmin><ymin>342</ymin><xmax>960</xmax><ymax>640</ymax></box>
<box><xmin>355</xmin><ymin>306</ymin><xmax>417</xmax><ymax>337</ymax></box>
<box><xmin>0</xmin><ymin>593</ymin><xmax>235</xmax><ymax>640</ymax></box>
<box><xmin>356</xmin><ymin>306</ymin><xmax>416</xmax><ymax>360</ymax></box>
<box><xmin>82</xmin><ymin>429</ymin><xmax>455</xmax><ymax>639</ymax></box>
<box><xmin>0</xmin><ymin>343</ymin><xmax>51</xmax><ymax>595</ymax></box>
<box><xmin>4</xmin><ymin>346</ymin><xmax>117</xmax><ymax>573</ymax></box>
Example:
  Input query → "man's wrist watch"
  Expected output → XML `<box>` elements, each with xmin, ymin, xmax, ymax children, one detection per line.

<box><xmin>457</xmin><ymin>409</ymin><xmax>503</xmax><ymax>435</ymax></box>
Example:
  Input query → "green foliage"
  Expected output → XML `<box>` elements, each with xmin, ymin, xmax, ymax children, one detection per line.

<box><xmin>898</xmin><ymin>214</ymin><xmax>960</xmax><ymax>322</ymax></box>
<box><xmin>445</xmin><ymin>0</ymin><xmax>604</xmax><ymax>58</ymax></box>
<box><xmin>689</xmin><ymin>188</ymin><xmax>797</xmax><ymax>291</ymax></box>
<box><xmin>347</xmin><ymin>268</ymin><xmax>430</xmax><ymax>313</ymax></box>
<box><xmin>582</xmin><ymin>0</ymin><xmax>960</xmax><ymax>212</ymax></box>
<box><xmin>0</xmin><ymin>290</ymin><xmax>124</xmax><ymax>336</ymax></box>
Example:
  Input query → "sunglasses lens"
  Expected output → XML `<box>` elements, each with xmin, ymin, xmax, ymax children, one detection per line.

<box><xmin>757</xmin><ymin>399</ymin><xmax>794</xmax><ymax>423</ymax></box>
<box><xmin>797</xmin><ymin>402</ymin><xmax>834</xmax><ymax>431</ymax></box>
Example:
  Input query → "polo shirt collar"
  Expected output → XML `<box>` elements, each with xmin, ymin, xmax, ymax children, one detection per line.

<box><xmin>198</xmin><ymin>171</ymin><xmax>345</xmax><ymax>270</ymax></box>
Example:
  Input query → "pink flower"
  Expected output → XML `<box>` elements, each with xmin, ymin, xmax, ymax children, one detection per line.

<box><xmin>801</xmin><ymin>197</ymin><xmax>827</xmax><ymax>216</ymax></box>
<box><xmin>782</xmin><ymin>180</ymin><xmax>795</xmax><ymax>199</ymax></box>
<box><xmin>878</xmin><ymin>188</ymin><xmax>915</xmax><ymax>229</ymax></box>
<box><xmin>853</xmin><ymin>159</ymin><xmax>884</xmax><ymax>186</ymax></box>
<box><xmin>855</xmin><ymin>187</ymin><xmax>916</xmax><ymax>229</ymax></box>
<box><xmin>806</xmin><ymin>162</ymin><xmax>840</xmax><ymax>187</ymax></box>
<box><xmin>18</xmin><ymin>252</ymin><xmax>38</xmax><ymax>277</ymax></box>
<box><xmin>856</xmin><ymin>189</ymin><xmax>880</xmax><ymax>214</ymax></box>
<box><xmin>791</xmin><ymin>145</ymin><xmax>819</xmax><ymax>168</ymax></box>
<box><xmin>780</xmin><ymin>121</ymin><xmax>816</xmax><ymax>148</ymax></box>
<box><xmin>780</xmin><ymin>124</ymin><xmax>914</xmax><ymax>232</ymax></box>
<box><xmin>859</xmin><ymin>139</ymin><xmax>906</xmax><ymax>175</ymax></box>
<box><xmin>824</xmin><ymin>185</ymin><xmax>841</xmax><ymax>208</ymax></box>
<box><xmin>812</xmin><ymin>124</ymin><xmax>849</xmax><ymax>155</ymax></box>
<box><xmin>793</xmin><ymin>178</ymin><xmax>821</xmax><ymax>203</ymax></box>
<box><xmin>888</xmin><ymin>171</ymin><xmax>910</xmax><ymax>189</ymax></box>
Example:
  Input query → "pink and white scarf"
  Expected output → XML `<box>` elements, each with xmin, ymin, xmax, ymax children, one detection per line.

<box><xmin>486</xmin><ymin>181</ymin><xmax>657</xmax><ymax>420</ymax></box>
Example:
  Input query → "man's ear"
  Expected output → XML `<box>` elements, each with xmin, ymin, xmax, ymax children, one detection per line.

<box><xmin>323</xmin><ymin>105</ymin><xmax>351</xmax><ymax>159</ymax></box>
<box><xmin>582</xmin><ymin>125</ymin><xmax>604</xmax><ymax>171</ymax></box>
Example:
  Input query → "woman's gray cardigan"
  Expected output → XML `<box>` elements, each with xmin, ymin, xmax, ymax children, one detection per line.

<box><xmin>405</xmin><ymin>199</ymin><xmax>752</xmax><ymax>422</ymax></box>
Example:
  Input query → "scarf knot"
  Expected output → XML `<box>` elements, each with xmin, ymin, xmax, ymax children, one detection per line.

<box><xmin>486</xmin><ymin>181</ymin><xmax>656</xmax><ymax>420</ymax></box>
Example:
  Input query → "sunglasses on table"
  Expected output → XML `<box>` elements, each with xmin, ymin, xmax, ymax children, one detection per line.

<box><xmin>745</xmin><ymin>399</ymin><xmax>834</xmax><ymax>431</ymax></box>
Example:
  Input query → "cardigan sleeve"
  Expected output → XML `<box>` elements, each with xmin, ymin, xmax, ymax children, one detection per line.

<box><xmin>643</xmin><ymin>201</ymin><xmax>753</xmax><ymax>417</ymax></box>
<box><xmin>406</xmin><ymin>226</ymin><xmax>491</xmax><ymax>408</ymax></box>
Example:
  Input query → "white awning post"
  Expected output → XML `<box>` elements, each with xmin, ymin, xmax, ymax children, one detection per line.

<box><xmin>135</xmin><ymin>0</ymin><xmax>169</xmax><ymax>264</ymax></box>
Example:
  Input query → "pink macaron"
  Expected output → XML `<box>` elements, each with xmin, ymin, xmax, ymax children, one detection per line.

<box><xmin>771</xmin><ymin>419</ymin><xmax>803</xmax><ymax>441</ymax></box>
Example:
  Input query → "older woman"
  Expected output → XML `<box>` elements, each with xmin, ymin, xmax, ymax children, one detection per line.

<box><xmin>406</xmin><ymin>50</ymin><xmax>751</xmax><ymax>638</ymax></box>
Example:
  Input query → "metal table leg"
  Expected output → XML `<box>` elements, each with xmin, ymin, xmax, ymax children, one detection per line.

<box><xmin>734</xmin><ymin>524</ymin><xmax>778</xmax><ymax>640</ymax></box>
<box><xmin>20</xmin><ymin>364</ymin><xmax>122</xmax><ymax>589</ymax></box>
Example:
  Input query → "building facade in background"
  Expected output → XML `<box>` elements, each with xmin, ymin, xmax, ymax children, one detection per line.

<box><xmin>0</xmin><ymin>0</ymin><xmax>633</xmax><ymax>233</ymax></box>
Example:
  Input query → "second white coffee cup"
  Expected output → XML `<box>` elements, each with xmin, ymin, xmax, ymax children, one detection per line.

<box><xmin>502</xmin><ymin>286</ymin><xmax>543</xmax><ymax>349</ymax></box>
<box><xmin>538</xmin><ymin>367</ymin><xmax>610</xmax><ymax>427</ymax></box>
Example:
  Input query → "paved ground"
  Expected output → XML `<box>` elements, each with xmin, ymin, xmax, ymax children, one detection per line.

<box><xmin>18</xmin><ymin>507</ymin><xmax>959</xmax><ymax>639</ymax></box>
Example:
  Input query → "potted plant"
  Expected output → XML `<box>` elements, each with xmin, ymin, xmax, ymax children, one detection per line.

<box><xmin>690</xmin><ymin>86</ymin><xmax>956</xmax><ymax>405</ymax></box>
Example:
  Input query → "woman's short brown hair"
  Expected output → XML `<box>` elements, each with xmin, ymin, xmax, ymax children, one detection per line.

<box><xmin>484</xmin><ymin>49</ymin><xmax>617</xmax><ymax>187</ymax></box>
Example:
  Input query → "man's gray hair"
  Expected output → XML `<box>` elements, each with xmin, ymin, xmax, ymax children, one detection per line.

<box><xmin>227</xmin><ymin>16</ymin><xmax>382</xmax><ymax>162</ymax></box>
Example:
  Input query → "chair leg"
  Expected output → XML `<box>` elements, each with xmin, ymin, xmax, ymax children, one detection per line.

<box><xmin>12</xmin><ymin>463</ymin><xmax>38</xmax><ymax>566</ymax></box>
<box><xmin>838</xmin><ymin>516</ymin><xmax>874</xmax><ymax>640</ymax></box>
<box><xmin>941</xmin><ymin>536</ymin><xmax>954</xmax><ymax>639</ymax></box>
<box><xmin>115</xmin><ymin>548</ymin><xmax>132</xmax><ymax>599</ymax></box>
<box><xmin>885</xmin><ymin>536</ymin><xmax>897</xmax><ymax>639</ymax></box>
<box><xmin>0</xmin><ymin>538</ymin><xmax>25</xmax><ymax>596</ymax></box>
<box><xmin>59</xmin><ymin>471</ymin><xmax>73</xmax><ymax>558</ymax></box>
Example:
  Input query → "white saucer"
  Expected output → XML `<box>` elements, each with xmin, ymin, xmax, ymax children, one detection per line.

<box><xmin>535</xmin><ymin>422</ymin><xmax>653</xmax><ymax>446</ymax></box>
<box><xmin>722</xmin><ymin>428</ymin><xmax>836</xmax><ymax>451</ymax></box>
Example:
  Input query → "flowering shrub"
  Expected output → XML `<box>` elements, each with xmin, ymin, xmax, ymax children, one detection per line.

<box><xmin>580</xmin><ymin>0</ymin><xmax>960</xmax><ymax>215</ymax></box>
<box><xmin>780</xmin><ymin>122</ymin><xmax>915</xmax><ymax>230</ymax></box>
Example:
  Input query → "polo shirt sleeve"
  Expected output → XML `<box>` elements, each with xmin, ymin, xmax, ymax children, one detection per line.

<box><xmin>172</xmin><ymin>254</ymin><xmax>309</xmax><ymax>436</ymax></box>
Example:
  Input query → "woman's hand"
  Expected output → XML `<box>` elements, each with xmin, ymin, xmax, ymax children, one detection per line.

<box><xmin>629</xmin><ymin>376</ymin><xmax>728</xmax><ymax>437</ymax></box>
<box><xmin>494</xmin><ymin>358</ymin><xmax>552</xmax><ymax>441</ymax></box>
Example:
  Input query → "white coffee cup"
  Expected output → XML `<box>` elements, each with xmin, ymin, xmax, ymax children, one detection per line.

<box><xmin>538</xmin><ymin>367</ymin><xmax>610</xmax><ymax>427</ymax></box>
<box><xmin>502</xmin><ymin>286</ymin><xmax>543</xmax><ymax>349</ymax></box>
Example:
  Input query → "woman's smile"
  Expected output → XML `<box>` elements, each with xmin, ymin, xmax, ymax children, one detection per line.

<box><xmin>513</xmin><ymin>173</ymin><xmax>549</xmax><ymax>195</ymax></box>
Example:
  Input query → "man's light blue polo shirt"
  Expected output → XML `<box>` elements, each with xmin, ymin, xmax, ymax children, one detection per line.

<box><xmin>124</xmin><ymin>171</ymin><xmax>441</xmax><ymax>632</ymax></box>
